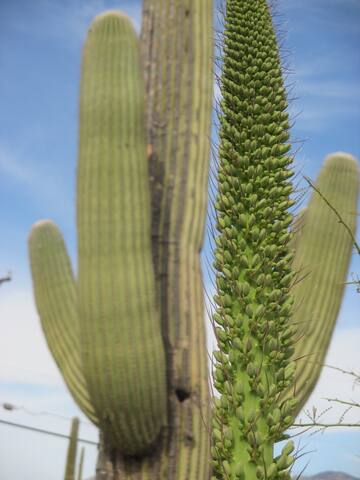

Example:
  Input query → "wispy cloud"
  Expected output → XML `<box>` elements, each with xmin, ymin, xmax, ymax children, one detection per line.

<box><xmin>286</xmin><ymin>51</ymin><xmax>360</xmax><ymax>131</ymax></box>
<box><xmin>0</xmin><ymin>145</ymin><xmax>37</xmax><ymax>185</ymax></box>
<box><xmin>297</xmin><ymin>327</ymin><xmax>360</xmax><ymax>427</ymax></box>
<box><xmin>280</xmin><ymin>0</ymin><xmax>360</xmax><ymax>34</ymax></box>
<box><xmin>0</xmin><ymin>288</ymin><xmax>63</xmax><ymax>387</ymax></box>
<box><xmin>0</xmin><ymin>142</ymin><xmax>73</xmax><ymax>216</ymax></box>
<box><xmin>3</xmin><ymin>0</ymin><xmax>142</xmax><ymax>47</ymax></box>
<box><xmin>299</xmin><ymin>80</ymin><xmax>360</xmax><ymax>100</ymax></box>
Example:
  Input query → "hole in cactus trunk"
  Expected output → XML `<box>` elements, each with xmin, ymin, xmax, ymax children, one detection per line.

<box><xmin>175</xmin><ymin>388</ymin><xmax>190</xmax><ymax>402</ymax></box>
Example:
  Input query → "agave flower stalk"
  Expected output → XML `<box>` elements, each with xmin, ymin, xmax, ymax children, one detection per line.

<box><xmin>212</xmin><ymin>0</ymin><xmax>297</xmax><ymax>477</ymax></box>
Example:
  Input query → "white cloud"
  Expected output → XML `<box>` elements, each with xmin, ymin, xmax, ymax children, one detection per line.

<box><xmin>0</xmin><ymin>383</ymin><xmax>98</xmax><ymax>480</ymax></box>
<box><xmin>0</xmin><ymin>288</ymin><xmax>63</xmax><ymax>387</ymax></box>
<box><xmin>0</xmin><ymin>287</ymin><xmax>99</xmax><ymax>479</ymax></box>
<box><xmin>0</xmin><ymin>145</ymin><xmax>37</xmax><ymax>185</ymax></box>
<box><xmin>0</xmin><ymin>142</ymin><xmax>73</xmax><ymax>218</ymax></box>
<box><xmin>297</xmin><ymin>327</ymin><xmax>360</xmax><ymax>427</ymax></box>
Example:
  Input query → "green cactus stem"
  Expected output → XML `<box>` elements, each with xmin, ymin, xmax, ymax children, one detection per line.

<box><xmin>64</xmin><ymin>417</ymin><xmax>79</xmax><ymax>480</ymax></box>
<box><xmin>141</xmin><ymin>0</ymin><xmax>213</xmax><ymax>403</ymax></box>
<box><xmin>29</xmin><ymin>221</ymin><xmax>96</xmax><ymax>424</ymax></box>
<box><xmin>95</xmin><ymin>1</ymin><xmax>213</xmax><ymax>478</ymax></box>
<box><xmin>77</xmin><ymin>11</ymin><xmax>167</xmax><ymax>454</ymax></box>
<box><xmin>212</xmin><ymin>0</ymin><xmax>297</xmax><ymax>478</ymax></box>
<box><xmin>288</xmin><ymin>152</ymin><xmax>359</xmax><ymax>416</ymax></box>
<box><xmin>29</xmin><ymin>12</ymin><xmax>167</xmax><ymax>457</ymax></box>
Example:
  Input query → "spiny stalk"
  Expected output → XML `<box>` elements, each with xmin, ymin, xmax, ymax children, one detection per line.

<box><xmin>212</xmin><ymin>1</ymin><xmax>297</xmax><ymax>477</ymax></box>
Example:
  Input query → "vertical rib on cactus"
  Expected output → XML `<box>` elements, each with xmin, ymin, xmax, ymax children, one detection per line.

<box><xmin>77</xmin><ymin>12</ymin><xmax>167</xmax><ymax>454</ymax></box>
<box><xmin>142</xmin><ymin>0</ymin><xmax>213</xmax><ymax>396</ymax></box>
<box><xmin>288</xmin><ymin>152</ymin><xmax>359</xmax><ymax>416</ymax></box>
<box><xmin>64</xmin><ymin>417</ymin><xmax>79</xmax><ymax>480</ymax></box>
<box><xmin>212</xmin><ymin>1</ymin><xmax>297</xmax><ymax>478</ymax></box>
<box><xmin>140</xmin><ymin>0</ymin><xmax>213</xmax><ymax>478</ymax></box>
<box><xmin>28</xmin><ymin>221</ymin><xmax>97</xmax><ymax>424</ymax></box>
<box><xmin>96</xmin><ymin>1</ymin><xmax>214</xmax><ymax>477</ymax></box>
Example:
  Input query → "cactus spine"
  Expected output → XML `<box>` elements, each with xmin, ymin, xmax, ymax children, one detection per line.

<box><xmin>288</xmin><ymin>152</ymin><xmax>359</xmax><ymax>415</ymax></box>
<box><xmin>64</xmin><ymin>417</ymin><xmax>79</xmax><ymax>480</ymax></box>
<box><xmin>212</xmin><ymin>0</ymin><xmax>296</xmax><ymax>477</ymax></box>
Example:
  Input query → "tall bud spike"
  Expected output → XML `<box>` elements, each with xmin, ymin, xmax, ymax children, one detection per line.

<box><xmin>212</xmin><ymin>0</ymin><xmax>296</xmax><ymax>477</ymax></box>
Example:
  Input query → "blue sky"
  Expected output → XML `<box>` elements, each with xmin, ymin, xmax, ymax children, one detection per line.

<box><xmin>0</xmin><ymin>1</ymin><xmax>359</xmax><ymax>479</ymax></box>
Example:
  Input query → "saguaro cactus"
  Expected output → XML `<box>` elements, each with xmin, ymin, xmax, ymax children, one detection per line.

<box><xmin>287</xmin><ymin>152</ymin><xmax>359</xmax><ymax>415</ymax></box>
<box><xmin>77</xmin><ymin>12</ymin><xmax>167</xmax><ymax>454</ymax></box>
<box><xmin>29</xmin><ymin>222</ymin><xmax>96</xmax><ymax>423</ymax></box>
<box><xmin>30</xmin><ymin>12</ymin><xmax>167</xmax><ymax>457</ymax></box>
<box><xmin>28</xmin><ymin>1</ymin><xmax>359</xmax><ymax>479</ymax></box>
<box><xmin>29</xmin><ymin>3</ymin><xmax>213</xmax><ymax>480</ymax></box>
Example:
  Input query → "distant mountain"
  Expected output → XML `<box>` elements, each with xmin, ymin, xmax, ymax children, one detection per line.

<box><xmin>86</xmin><ymin>472</ymin><xmax>359</xmax><ymax>480</ymax></box>
<box><xmin>301</xmin><ymin>473</ymin><xmax>359</xmax><ymax>480</ymax></box>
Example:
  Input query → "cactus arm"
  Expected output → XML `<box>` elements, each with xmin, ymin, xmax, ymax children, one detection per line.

<box><xmin>77</xmin><ymin>12</ymin><xmax>167</xmax><ymax>456</ymax></box>
<box><xmin>289</xmin><ymin>152</ymin><xmax>359</xmax><ymax>416</ymax></box>
<box><xmin>96</xmin><ymin>1</ymin><xmax>213</xmax><ymax>478</ymax></box>
<box><xmin>212</xmin><ymin>1</ymin><xmax>297</xmax><ymax>478</ymax></box>
<box><xmin>64</xmin><ymin>417</ymin><xmax>79</xmax><ymax>480</ymax></box>
<box><xmin>28</xmin><ymin>221</ymin><xmax>97</xmax><ymax>424</ymax></box>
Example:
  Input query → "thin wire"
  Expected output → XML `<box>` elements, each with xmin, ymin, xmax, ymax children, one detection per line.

<box><xmin>1</xmin><ymin>402</ymin><xmax>94</xmax><ymax>427</ymax></box>
<box><xmin>0</xmin><ymin>418</ymin><xmax>98</xmax><ymax>445</ymax></box>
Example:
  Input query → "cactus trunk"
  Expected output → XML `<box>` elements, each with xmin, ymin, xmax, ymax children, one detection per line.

<box><xmin>96</xmin><ymin>1</ymin><xmax>213</xmax><ymax>478</ymax></box>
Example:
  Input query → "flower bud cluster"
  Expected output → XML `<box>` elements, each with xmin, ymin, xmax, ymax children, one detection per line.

<box><xmin>211</xmin><ymin>1</ymin><xmax>297</xmax><ymax>478</ymax></box>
